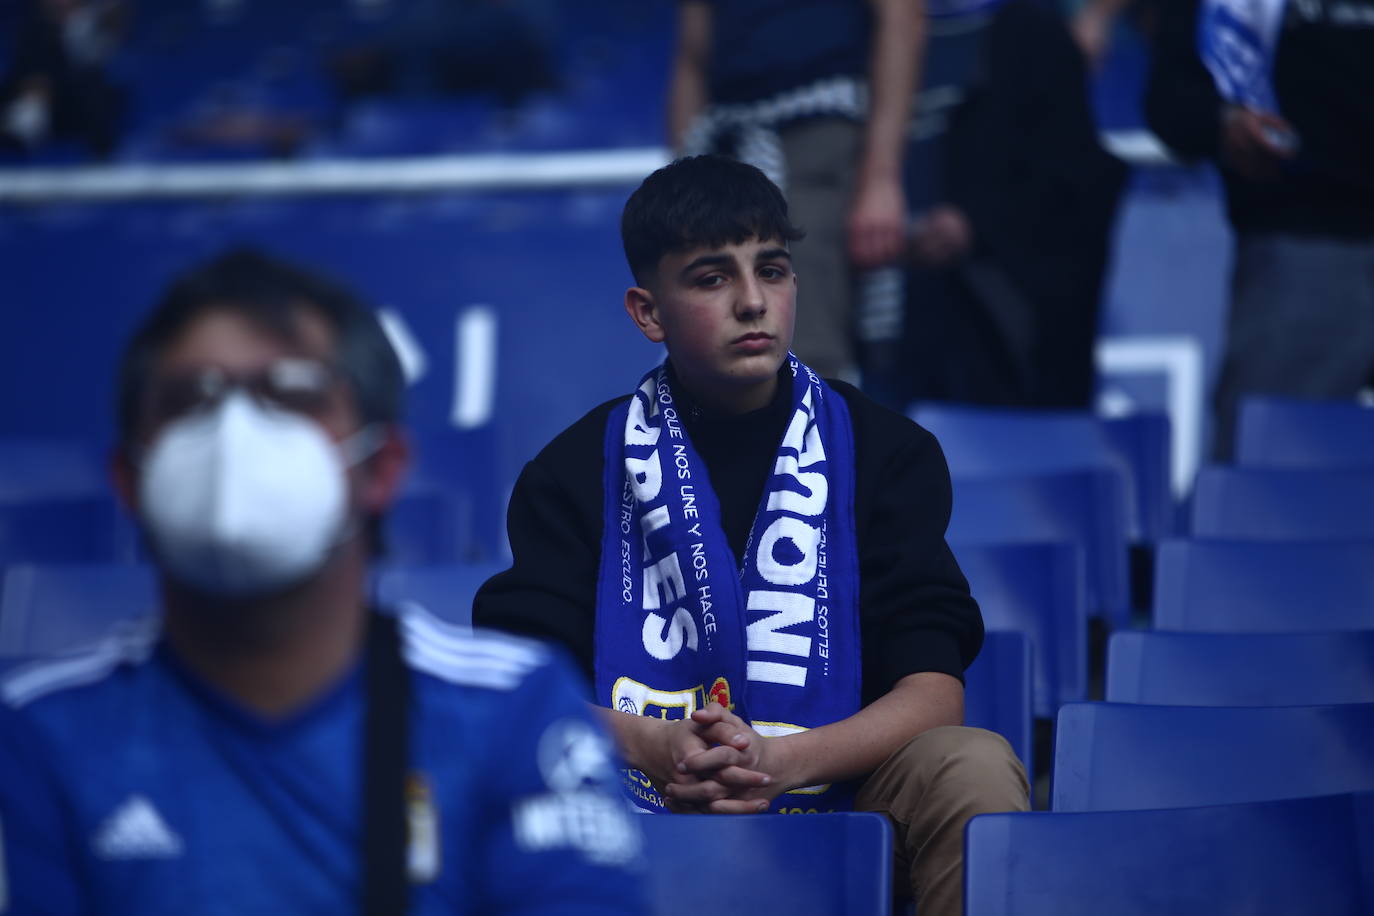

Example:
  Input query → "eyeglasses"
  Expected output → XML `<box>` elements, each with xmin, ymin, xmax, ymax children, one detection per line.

<box><xmin>143</xmin><ymin>358</ymin><xmax>347</xmax><ymax>426</ymax></box>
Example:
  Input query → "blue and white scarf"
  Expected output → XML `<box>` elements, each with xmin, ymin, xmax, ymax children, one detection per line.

<box><xmin>595</xmin><ymin>357</ymin><xmax>861</xmax><ymax>814</ymax></box>
<box><xmin>1198</xmin><ymin>0</ymin><xmax>1288</xmax><ymax>113</ymax></box>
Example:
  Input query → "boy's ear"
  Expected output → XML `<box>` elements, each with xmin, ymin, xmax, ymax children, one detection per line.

<box><xmin>624</xmin><ymin>286</ymin><xmax>667</xmax><ymax>344</ymax></box>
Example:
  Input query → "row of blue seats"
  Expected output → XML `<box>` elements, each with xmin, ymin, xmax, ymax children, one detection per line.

<box><xmin>640</xmin><ymin>686</ymin><xmax>1374</xmax><ymax>912</ymax></box>
<box><xmin>635</xmin><ymin>788</ymin><xmax>1374</xmax><ymax>915</ymax></box>
<box><xmin>5</xmin><ymin>393</ymin><xmax>1366</xmax><ymax>593</ymax></box>
<box><xmin>3</xmin><ymin>542</ymin><xmax>1370</xmax><ymax>783</ymax></box>
<box><xmin>7</xmin><ymin>533</ymin><xmax>1369</xmax><ymax>672</ymax></box>
<box><xmin>959</xmin><ymin>390</ymin><xmax>1374</xmax><ymax>915</ymax></box>
<box><xmin>4</xmin><ymin>446</ymin><xmax>1371</xmax><ymax>608</ymax></box>
<box><xmin>1</xmin><ymin>396</ymin><xmax>1369</xmax><ymax>757</ymax></box>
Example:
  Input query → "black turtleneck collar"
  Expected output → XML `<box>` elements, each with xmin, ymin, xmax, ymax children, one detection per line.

<box><xmin>664</xmin><ymin>360</ymin><xmax>793</xmax><ymax>562</ymax></box>
<box><xmin>665</xmin><ymin>360</ymin><xmax>792</xmax><ymax>432</ymax></box>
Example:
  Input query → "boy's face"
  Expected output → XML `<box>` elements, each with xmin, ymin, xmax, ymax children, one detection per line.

<box><xmin>625</xmin><ymin>236</ymin><xmax>795</xmax><ymax>413</ymax></box>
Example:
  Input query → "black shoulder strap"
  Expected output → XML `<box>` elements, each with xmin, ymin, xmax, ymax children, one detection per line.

<box><xmin>362</xmin><ymin>610</ymin><xmax>411</xmax><ymax>916</ymax></box>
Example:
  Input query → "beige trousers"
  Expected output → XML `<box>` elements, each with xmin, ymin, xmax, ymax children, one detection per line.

<box><xmin>855</xmin><ymin>726</ymin><xmax>1030</xmax><ymax>916</ymax></box>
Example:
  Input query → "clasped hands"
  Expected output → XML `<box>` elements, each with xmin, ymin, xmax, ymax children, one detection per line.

<box><xmin>652</xmin><ymin>702</ymin><xmax>791</xmax><ymax>814</ymax></box>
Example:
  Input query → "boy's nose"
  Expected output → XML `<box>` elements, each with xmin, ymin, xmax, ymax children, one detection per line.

<box><xmin>735</xmin><ymin>276</ymin><xmax>767</xmax><ymax>319</ymax></box>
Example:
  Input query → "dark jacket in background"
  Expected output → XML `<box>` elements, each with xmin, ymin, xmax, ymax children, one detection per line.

<box><xmin>888</xmin><ymin>0</ymin><xmax>1127</xmax><ymax>408</ymax></box>
<box><xmin>1146</xmin><ymin>0</ymin><xmax>1374</xmax><ymax>239</ymax></box>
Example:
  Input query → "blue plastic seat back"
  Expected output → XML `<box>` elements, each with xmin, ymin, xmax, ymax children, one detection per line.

<box><xmin>1237</xmin><ymin>396</ymin><xmax>1374</xmax><ymax>470</ymax></box>
<box><xmin>373</xmin><ymin>563</ymin><xmax>507</xmax><ymax>628</ymax></box>
<box><xmin>964</xmin><ymin>630</ymin><xmax>1034</xmax><ymax>783</ymax></box>
<box><xmin>947</xmin><ymin>470</ymin><xmax>1129</xmax><ymax>625</ymax></box>
<box><xmin>1191</xmin><ymin>467</ymin><xmax>1374</xmax><ymax>540</ymax></box>
<box><xmin>405</xmin><ymin>425</ymin><xmax>508</xmax><ymax>563</ymax></box>
<box><xmin>386</xmin><ymin>488</ymin><xmax>473</xmax><ymax>566</ymax></box>
<box><xmin>1052</xmin><ymin>702</ymin><xmax>1374</xmax><ymax>812</ymax></box>
<box><xmin>966</xmin><ymin>791</ymin><xmax>1374</xmax><ymax>916</ymax></box>
<box><xmin>953</xmin><ymin>542</ymin><xmax>1085</xmax><ymax>717</ymax></box>
<box><xmin>0</xmin><ymin>437</ymin><xmax>108</xmax><ymax>501</ymax></box>
<box><xmin>914</xmin><ymin>405</ymin><xmax>1171</xmax><ymax>541</ymax></box>
<box><xmin>0</xmin><ymin>564</ymin><xmax>157</xmax><ymax>658</ymax></box>
<box><xmin>639</xmin><ymin>812</ymin><xmax>892</xmax><ymax>916</ymax></box>
<box><xmin>0</xmin><ymin>495</ymin><xmax>138</xmax><ymax>566</ymax></box>
<box><xmin>1100</xmin><ymin>412</ymin><xmax>1172</xmax><ymax>542</ymax></box>
<box><xmin>1154</xmin><ymin>538</ymin><xmax>1374</xmax><ymax>631</ymax></box>
<box><xmin>1107</xmin><ymin>630</ymin><xmax>1374</xmax><ymax>706</ymax></box>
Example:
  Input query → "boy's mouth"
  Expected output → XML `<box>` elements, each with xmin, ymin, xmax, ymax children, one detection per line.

<box><xmin>730</xmin><ymin>332</ymin><xmax>775</xmax><ymax>355</ymax></box>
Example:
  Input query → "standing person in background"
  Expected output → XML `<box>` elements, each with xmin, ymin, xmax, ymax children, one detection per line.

<box><xmin>0</xmin><ymin>249</ymin><xmax>645</xmax><ymax>915</ymax></box>
<box><xmin>0</xmin><ymin>0</ymin><xmax>128</xmax><ymax>157</ymax></box>
<box><xmin>862</xmin><ymin>0</ymin><xmax>1126</xmax><ymax>409</ymax></box>
<box><xmin>668</xmin><ymin>0</ymin><xmax>925</xmax><ymax>381</ymax></box>
<box><xmin>1147</xmin><ymin>0</ymin><xmax>1374</xmax><ymax>458</ymax></box>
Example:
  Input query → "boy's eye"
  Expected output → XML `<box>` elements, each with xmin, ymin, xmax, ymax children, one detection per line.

<box><xmin>696</xmin><ymin>274</ymin><xmax>725</xmax><ymax>288</ymax></box>
<box><xmin>760</xmin><ymin>265</ymin><xmax>787</xmax><ymax>280</ymax></box>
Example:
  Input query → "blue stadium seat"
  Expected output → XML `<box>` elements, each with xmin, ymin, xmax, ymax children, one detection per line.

<box><xmin>965</xmin><ymin>791</ymin><xmax>1374</xmax><ymax>916</ymax></box>
<box><xmin>914</xmin><ymin>405</ymin><xmax>1171</xmax><ymax>541</ymax></box>
<box><xmin>406</xmin><ymin>425</ymin><xmax>507</xmax><ymax>563</ymax></box>
<box><xmin>1052</xmin><ymin>702</ymin><xmax>1374</xmax><ymax>811</ymax></box>
<box><xmin>385</xmin><ymin>487</ymin><xmax>471</xmax><ymax>566</ymax></box>
<box><xmin>1100</xmin><ymin>412</ymin><xmax>1172</xmax><ymax>541</ymax></box>
<box><xmin>1153</xmin><ymin>538</ymin><xmax>1374</xmax><ymax>631</ymax></box>
<box><xmin>0</xmin><ymin>437</ymin><xmax>137</xmax><ymax>565</ymax></box>
<box><xmin>0</xmin><ymin>496</ymin><xmax>138</xmax><ymax>566</ymax></box>
<box><xmin>947</xmin><ymin>470</ymin><xmax>1130</xmax><ymax>625</ymax></box>
<box><xmin>964</xmin><ymin>630</ymin><xmax>1034</xmax><ymax>783</ymax></box>
<box><xmin>0</xmin><ymin>437</ymin><xmax>108</xmax><ymax>501</ymax></box>
<box><xmin>639</xmin><ymin>813</ymin><xmax>892</xmax><ymax>916</ymax></box>
<box><xmin>1191</xmin><ymin>467</ymin><xmax>1374</xmax><ymax>540</ymax></box>
<box><xmin>374</xmin><ymin>562</ymin><xmax>506</xmax><ymax>628</ymax></box>
<box><xmin>1107</xmin><ymin>630</ymin><xmax>1374</xmax><ymax>706</ymax></box>
<box><xmin>953</xmin><ymin>542</ymin><xmax>1085</xmax><ymax>717</ymax></box>
<box><xmin>1236</xmin><ymin>396</ymin><xmax>1374</xmax><ymax>470</ymax></box>
<box><xmin>0</xmin><ymin>564</ymin><xmax>157</xmax><ymax>659</ymax></box>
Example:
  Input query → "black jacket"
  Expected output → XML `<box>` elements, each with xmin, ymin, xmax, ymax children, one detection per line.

<box><xmin>473</xmin><ymin>370</ymin><xmax>983</xmax><ymax>707</ymax></box>
<box><xmin>1146</xmin><ymin>0</ymin><xmax>1374</xmax><ymax>238</ymax></box>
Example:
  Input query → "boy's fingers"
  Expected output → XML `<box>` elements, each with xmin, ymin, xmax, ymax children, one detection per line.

<box><xmin>689</xmin><ymin>702</ymin><xmax>728</xmax><ymax>724</ymax></box>
<box><xmin>697</xmin><ymin>721</ymin><xmax>750</xmax><ymax>750</ymax></box>
<box><xmin>677</xmin><ymin>745</ymin><xmax>743</xmax><ymax>775</ymax></box>
<box><xmin>713</xmin><ymin>765</ymin><xmax>772</xmax><ymax>788</ymax></box>
<box><xmin>708</xmin><ymin>798</ymin><xmax>773</xmax><ymax>815</ymax></box>
<box><xmin>663</xmin><ymin>778</ymin><xmax>729</xmax><ymax>805</ymax></box>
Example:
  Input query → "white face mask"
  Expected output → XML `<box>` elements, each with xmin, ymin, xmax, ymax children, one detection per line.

<box><xmin>138</xmin><ymin>391</ymin><xmax>371</xmax><ymax>598</ymax></box>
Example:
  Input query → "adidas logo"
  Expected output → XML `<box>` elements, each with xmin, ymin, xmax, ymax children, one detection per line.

<box><xmin>92</xmin><ymin>795</ymin><xmax>184</xmax><ymax>860</ymax></box>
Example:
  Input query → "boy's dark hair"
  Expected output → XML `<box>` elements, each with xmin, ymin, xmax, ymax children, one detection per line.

<box><xmin>621</xmin><ymin>155</ymin><xmax>804</xmax><ymax>286</ymax></box>
<box><xmin>116</xmin><ymin>247</ymin><xmax>404</xmax><ymax>444</ymax></box>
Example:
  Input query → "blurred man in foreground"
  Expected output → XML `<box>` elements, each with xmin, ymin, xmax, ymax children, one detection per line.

<box><xmin>0</xmin><ymin>248</ymin><xmax>645</xmax><ymax>914</ymax></box>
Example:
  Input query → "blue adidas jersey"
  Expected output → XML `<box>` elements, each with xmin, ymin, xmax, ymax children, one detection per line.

<box><xmin>0</xmin><ymin>606</ymin><xmax>647</xmax><ymax>915</ymax></box>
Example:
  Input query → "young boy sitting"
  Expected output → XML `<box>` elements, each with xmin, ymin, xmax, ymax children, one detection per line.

<box><xmin>474</xmin><ymin>154</ymin><xmax>1028</xmax><ymax>914</ymax></box>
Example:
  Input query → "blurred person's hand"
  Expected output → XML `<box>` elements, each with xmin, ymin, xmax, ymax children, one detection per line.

<box><xmin>1071</xmin><ymin>1</ymin><xmax>1116</xmax><ymax>68</ymax></box>
<box><xmin>1220</xmin><ymin>105</ymin><xmax>1298</xmax><ymax>180</ymax></box>
<box><xmin>848</xmin><ymin>174</ymin><xmax>909</xmax><ymax>269</ymax></box>
<box><xmin>909</xmin><ymin>205</ymin><xmax>973</xmax><ymax>268</ymax></box>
